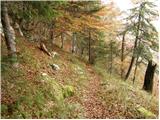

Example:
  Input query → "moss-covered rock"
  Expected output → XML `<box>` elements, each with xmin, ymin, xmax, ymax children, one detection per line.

<box><xmin>41</xmin><ymin>74</ymin><xmax>64</xmax><ymax>101</ymax></box>
<box><xmin>1</xmin><ymin>104</ymin><xmax>8</xmax><ymax>114</ymax></box>
<box><xmin>63</xmin><ymin>85</ymin><xmax>74</xmax><ymax>98</ymax></box>
<box><xmin>137</xmin><ymin>106</ymin><xmax>156</xmax><ymax>118</ymax></box>
<box><xmin>41</xmin><ymin>74</ymin><xmax>75</xmax><ymax>101</ymax></box>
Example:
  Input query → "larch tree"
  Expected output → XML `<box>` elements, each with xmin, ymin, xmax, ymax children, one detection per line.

<box><xmin>62</xmin><ymin>1</ymin><xmax>108</xmax><ymax>63</ymax></box>
<box><xmin>124</xmin><ymin>1</ymin><xmax>158</xmax><ymax>81</ymax></box>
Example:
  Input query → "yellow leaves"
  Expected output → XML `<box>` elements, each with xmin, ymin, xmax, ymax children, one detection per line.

<box><xmin>80</xmin><ymin>15</ymin><xmax>104</xmax><ymax>29</ymax></box>
<box><xmin>93</xmin><ymin>2</ymin><xmax>122</xmax><ymax>34</ymax></box>
<box><xmin>93</xmin><ymin>7</ymin><xmax>109</xmax><ymax>16</ymax></box>
<box><xmin>55</xmin><ymin>11</ymin><xmax>106</xmax><ymax>33</ymax></box>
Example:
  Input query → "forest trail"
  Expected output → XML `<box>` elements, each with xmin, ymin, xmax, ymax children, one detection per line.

<box><xmin>82</xmin><ymin>65</ymin><xmax>108</xmax><ymax>119</ymax></box>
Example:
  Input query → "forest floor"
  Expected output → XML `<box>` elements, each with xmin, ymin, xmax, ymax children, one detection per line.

<box><xmin>1</xmin><ymin>35</ymin><xmax>159</xmax><ymax>119</ymax></box>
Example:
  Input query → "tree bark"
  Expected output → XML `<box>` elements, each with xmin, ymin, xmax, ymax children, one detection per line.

<box><xmin>1</xmin><ymin>2</ymin><xmax>18</xmax><ymax>66</ymax></box>
<box><xmin>143</xmin><ymin>60</ymin><xmax>157</xmax><ymax>93</ymax></box>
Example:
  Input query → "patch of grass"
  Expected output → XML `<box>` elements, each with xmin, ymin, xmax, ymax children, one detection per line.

<box><xmin>68</xmin><ymin>58</ymin><xmax>89</xmax><ymax>89</ymax></box>
<box><xmin>18</xmin><ymin>47</ymin><xmax>40</xmax><ymax>69</ymax></box>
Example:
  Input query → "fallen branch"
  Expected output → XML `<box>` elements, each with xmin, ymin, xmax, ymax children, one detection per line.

<box><xmin>39</xmin><ymin>42</ymin><xmax>51</xmax><ymax>56</ymax></box>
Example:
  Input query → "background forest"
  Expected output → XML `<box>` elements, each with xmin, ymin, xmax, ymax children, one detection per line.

<box><xmin>1</xmin><ymin>0</ymin><xmax>159</xmax><ymax>119</ymax></box>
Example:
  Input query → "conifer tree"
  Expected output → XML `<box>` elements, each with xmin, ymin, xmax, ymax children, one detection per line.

<box><xmin>125</xmin><ymin>1</ymin><xmax>158</xmax><ymax>80</ymax></box>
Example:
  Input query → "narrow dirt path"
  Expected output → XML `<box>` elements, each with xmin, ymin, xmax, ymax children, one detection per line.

<box><xmin>82</xmin><ymin>65</ymin><xmax>108</xmax><ymax>119</ymax></box>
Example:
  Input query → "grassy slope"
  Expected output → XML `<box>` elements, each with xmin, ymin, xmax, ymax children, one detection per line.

<box><xmin>1</xmin><ymin>35</ymin><xmax>90</xmax><ymax>118</ymax></box>
<box><xmin>94</xmin><ymin>64</ymin><xmax>159</xmax><ymax>119</ymax></box>
<box><xmin>1</xmin><ymin>35</ymin><xmax>159</xmax><ymax>118</ymax></box>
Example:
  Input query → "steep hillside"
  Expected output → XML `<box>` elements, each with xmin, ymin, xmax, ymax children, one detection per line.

<box><xmin>1</xmin><ymin>35</ymin><xmax>159</xmax><ymax>119</ymax></box>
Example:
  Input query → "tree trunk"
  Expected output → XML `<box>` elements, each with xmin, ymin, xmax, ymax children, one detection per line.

<box><xmin>88</xmin><ymin>31</ymin><xmax>92</xmax><ymax>64</ymax></box>
<box><xmin>87</xmin><ymin>30</ymin><xmax>95</xmax><ymax>64</ymax></box>
<box><xmin>132</xmin><ymin>39</ymin><xmax>142</xmax><ymax>83</ymax></box>
<box><xmin>1</xmin><ymin>2</ymin><xmax>18</xmax><ymax>67</ymax></box>
<box><xmin>132</xmin><ymin>56</ymin><xmax>139</xmax><ymax>84</ymax></box>
<box><xmin>121</xmin><ymin>32</ymin><xmax>125</xmax><ymax>78</ymax></box>
<box><xmin>50</xmin><ymin>23</ymin><xmax>55</xmax><ymax>46</ymax></box>
<box><xmin>61</xmin><ymin>33</ymin><xmax>64</xmax><ymax>49</ymax></box>
<box><xmin>125</xmin><ymin>57</ymin><xmax>135</xmax><ymax>80</ymax></box>
<box><xmin>125</xmin><ymin>8</ymin><xmax>142</xmax><ymax>80</ymax></box>
<box><xmin>81</xmin><ymin>47</ymin><xmax>84</xmax><ymax>56</ymax></box>
<box><xmin>143</xmin><ymin>60</ymin><xmax>157</xmax><ymax>93</ymax></box>
<box><xmin>110</xmin><ymin>40</ymin><xmax>113</xmax><ymax>74</ymax></box>
<box><xmin>71</xmin><ymin>32</ymin><xmax>76</xmax><ymax>53</ymax></box>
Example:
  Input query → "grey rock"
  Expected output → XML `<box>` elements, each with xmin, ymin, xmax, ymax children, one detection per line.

<box><xmin>51</xmin><ymin>52</ymin><xmax>59</xmax><ymax>58</ymax></box>
<box><xmin>50</xmin><ymin>64</ymin><xmax>60</xmax><ymax>71</ymax></box>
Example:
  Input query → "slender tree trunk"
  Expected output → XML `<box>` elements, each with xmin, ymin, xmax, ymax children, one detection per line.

<box><xmin>61</xmin><ymin>33</ymin><xmax>64</xmax><ymax>49</ymax></box>
<box><xmin>132</xmin><ymin>56</ymin><xmax>139</xmax><ymax>84</ymax></box>
<box><xmin>110</xmin><ymin>39</ymin><xmax>113</xmax><ymax>74</ymax></box>
<box><xmin>50</xmin><ymin>23</ymin><xmax>55</xmax><ymax>46</ymax></box>
<box><xmin>125</xmin><ymin>8</ymin><xmax>142</xmax><ymax>80</ymax></box>
<box><xmin>125</xmin><ymin>57</ymin><xmax>135</xmax><ymax>80</ymax></box>
<box><xmin>81</xmin><ymin>47</ymin><xmax>84</xmax><ymax>56</ymax></box>
<box><xmin>88</xmin><ymin>31</ymin><xmax>92</xmax><ymax>64</ymax></box>
<box><xmin>132</xmin><ymin>39</ymin><xmax>142</xmax><ymax>83</ymax></box>
<box><xmin>51</xmin><ymin>32</ymin><xmax>54</xmax><ymax>45</ymax></box>
<box><xmin>121</xmin><ymin>32</ymin><xmax>125</xmax><ymax>79</ymax></box>
<box><xmin>71</xmin><ymin>32</ymin><xmax>76</xmax><ymax>53</ymax></box>
<box><xmin>143</xmin><ymin>60</ymin><xmax>157</xmax><ymax>93</ymax></box>
<box><xmin>1</xmin><ymin>2</ymin><xmax>18</xmax><ymax>67</ymax></box>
